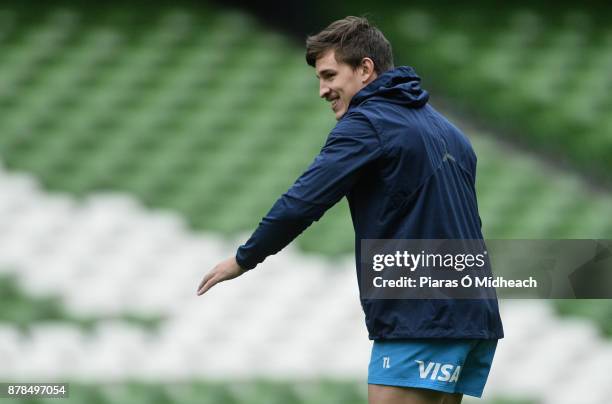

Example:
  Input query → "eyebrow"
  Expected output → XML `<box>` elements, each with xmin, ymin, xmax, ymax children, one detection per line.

<box><xmin>315</xmin><ymin>69</ymin><xmax>336</xmax><ymax>79</ymax></box>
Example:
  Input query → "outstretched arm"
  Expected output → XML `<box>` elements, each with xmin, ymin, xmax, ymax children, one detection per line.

<box><xmin>196</xmin><ymin>112</ymin><xmax>380</xmax><ymax>295</ymax></box>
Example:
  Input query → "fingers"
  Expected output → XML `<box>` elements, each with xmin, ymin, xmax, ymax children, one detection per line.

<box><xmin>197</xmin><ymin>274</ymin><xmax>218</xmax><ymax>296</ymax></box>
<box><xmin>196</xmin><ymin>256</ymin><xmax>245</xmax><ymax>296</ymax></box>
<box><xmin>197</xmin><ymin>271</ymin><xmax>214</xmax><ymax>292</ymax></box>
<box><xmin>197</xmin><ymin>268</ymin><xmax>220</xmax><ymax>296</ymax></box>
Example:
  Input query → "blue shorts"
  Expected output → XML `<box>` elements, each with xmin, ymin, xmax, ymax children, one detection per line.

<box><xmin>368</xmin><ymin>338</ymin><xmax>498</xmax><ymax>398</ymax></box>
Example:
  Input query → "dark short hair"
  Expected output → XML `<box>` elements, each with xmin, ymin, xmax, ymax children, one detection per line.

<box><xmin>305</xmin><ymin>16</ymin><xmax>394</xmax><ymax>75</ymax></box>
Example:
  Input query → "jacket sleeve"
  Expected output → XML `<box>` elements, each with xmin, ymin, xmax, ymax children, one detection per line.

<box><xmin>235</xmin><ymin>112</ymin><xmax>381</xmax><ymax>270</ymax></box>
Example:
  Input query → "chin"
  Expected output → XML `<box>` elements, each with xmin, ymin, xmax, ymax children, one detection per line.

<box><xmin>334</xmin><ymin>109</ymin><xmax>346</xmax><ymax>120</ymax></box>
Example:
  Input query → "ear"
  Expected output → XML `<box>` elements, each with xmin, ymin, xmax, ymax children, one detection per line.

<box><xmin>359</xmin><ymin>57</ymin><xmax>376</xmax><ymax>83</ymax></box>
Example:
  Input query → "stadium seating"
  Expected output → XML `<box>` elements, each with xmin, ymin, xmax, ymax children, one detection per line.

<box><xmin>391</xmin><ymin>7</ymin><xmax>612</xmax><ymax>177</ymax></box>
<box><xmin>1</xmin><ymin>4</ymin><xmax>612</xmax><ymax>404</ymax></box>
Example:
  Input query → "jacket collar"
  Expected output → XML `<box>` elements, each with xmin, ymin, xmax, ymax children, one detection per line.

<box><xmin>349</xmin><ymin>66</ymin><xmax>429</xmax><ymax>109</ymax></box>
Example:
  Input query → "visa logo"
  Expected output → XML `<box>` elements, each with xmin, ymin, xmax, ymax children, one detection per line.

<box><xmin>415</xmin><ymin>360</ymin><xmax>461</xmax><ymax>383</ymax></box>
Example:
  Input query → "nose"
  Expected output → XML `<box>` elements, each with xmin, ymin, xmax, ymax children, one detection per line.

<box><xmin>319</xmin><ymin>80</ymin><xmax>330</xmax><ymax>99</ymax></box>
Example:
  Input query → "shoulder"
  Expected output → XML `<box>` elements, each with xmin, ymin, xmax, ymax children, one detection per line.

<box><xmin>334</xmin><ymin>110</ymin><xmax>376</xmax><ymax>133</ymax></box>
<box><xmin>345</xmin><ymin>99</ymin><xmax>398</xmax><ymax>134</ymax></box>
<box><xmin>322</xmin><ymin>110</ymin><xmax>382</xmax><ymax>151</ymax></box>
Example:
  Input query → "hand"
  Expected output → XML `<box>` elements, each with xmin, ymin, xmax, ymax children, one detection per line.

<box><xmin>196</xmin><ymin>256</ymin><xmax>246</xmax><ymax>296</ymax></box>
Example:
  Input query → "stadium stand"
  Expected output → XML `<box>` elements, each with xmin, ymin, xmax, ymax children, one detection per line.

<box><xmin>0</xmin><ymin>3</ymin><xmax>611</xmax><ymax>404</ymax></box>
<box><xmin>390</xmin><ymin>7</ymin><xmax>612</xmax><ymax>178</ymax></box>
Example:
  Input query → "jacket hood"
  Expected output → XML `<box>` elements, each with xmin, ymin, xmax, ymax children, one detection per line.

<box><xmin>349</xmin><ymin>66</ymin><xmax>429</xmax><ymax>109</ymax></box>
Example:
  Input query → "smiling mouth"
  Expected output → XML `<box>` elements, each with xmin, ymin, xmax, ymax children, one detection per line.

<box><xmin>331</xmin><ymin>99</ymin><xmax>338</xmax><ymax>111</ymax></box>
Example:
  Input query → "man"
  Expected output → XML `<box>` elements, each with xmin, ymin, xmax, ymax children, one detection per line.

<box><xmin>197</xmin><ymin>16</ymin><xmax>503</xmax><ymax>404</ymax></box>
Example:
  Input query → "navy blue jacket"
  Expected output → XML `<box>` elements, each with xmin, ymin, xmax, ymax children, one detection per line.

<box><xmin>236</xmin><ymin>66</ymin><xmax>504</xmax><ymax>340</ymax></box>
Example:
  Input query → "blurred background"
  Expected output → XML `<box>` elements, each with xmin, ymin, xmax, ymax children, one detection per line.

<box><xmin>0</xmin><ymin>0</ymin><xmax>611</xmax><ymax>403</ymax></box>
